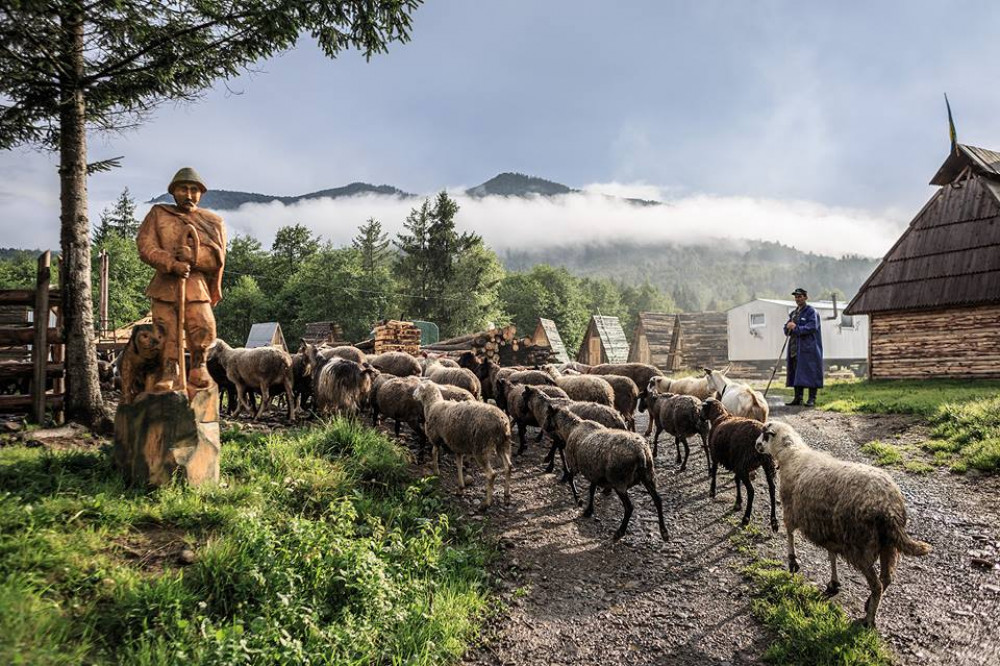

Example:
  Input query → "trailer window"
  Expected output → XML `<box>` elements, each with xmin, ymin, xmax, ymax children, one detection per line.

<box><xmin>840</xmin><ymin>314</ymin><xmax>854</xmax><ymax>328</ymax></box>
<box><xmin>749</xmin><ymin>313</ymin><xmax>765</xmax><ymax>328</ymax></box>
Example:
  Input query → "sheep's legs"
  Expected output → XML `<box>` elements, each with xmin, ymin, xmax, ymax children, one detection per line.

<box><xmin>431</xmin><ymin>442</ymin><xmax>441</xmax><ymax>477</ymax></box>
<box><xmin>233</xmin><ymin>383</ymin><xmax>248</xmax><ymax>417</ymax></box>
<box><xmin>582</xmin><ymin>480</ymin><xmax>598</xmax><ymax>516</ymax></box>
<box><xmin>652</xmin><ymin>425</ymin><xmax>661</xmax><ymax>458</ymax></box>
<box><xmin>764</xmin><ymin>465</ymin><xmax>779</xmax><ymax>532</ymax></box>
<box><xmin>786</xmin><ymin>526</ymin><xmax>799</xmax><ymax>573</ymax></box>
<box><xmin>879</xmin><ymin>547</ymin><xmax>898</xmax><ymax>592</ymax></box>
<box><xmin>543</xmin><ymin>441</ymin><xmax>557</xmax><ymax>472</ymax></box>
<box><xmin>254</xmin><ymin>383</ymin><xmax>270</xmax><ymax>420</ymax></box>
<box><xmin>642</xmin><ymin>477</ymin><xmax>670</xmax><ymax>541</ymax></box>
<box><xmin>455</xmin><ymin>453</ymin><xmax>466</xmax><ymax>490</ymax></box>
<box><xmin>613</xmin><ymin>489</ymin><xmax>634</xmax><ymax>541</ymax></box>
<box><xmin>477</xmin><ymin>453</ymin><xmax>495</xmax><ymax>511</ymax></box>
<box><xmin>501</xmin><ymin>445</ymin><xmax>512</xmax><ymax>505</ymax></box>
<box><xmin>739</xmin><ymin>473</ymin><xmax>755</xmax><ymax>525</ymax></box>
<box><xmin>516</xmin><ymin>421</ymin><xmax>527</xmax><ymax>453</ymax></box>
<box><xmin>567</xmin><ymin>472</ymin><xmax>582</xmax><ymax>506</ymax></box>
<box><xmin>700</xmin><ymin>433</ymin><xmax>712</xmax><ymax>476</ymax></box>
<box><xmin>824</xmin><ymin>551</ymin><xmax>841</xmax><ymax>597</ymax></box>
<box><xmin>733</xmin><ymin>474</ymin><xmax>744</xmax><ymax>510</ymax></box>
<box><xmin>860</xmin><ymin>564</ymin><xmax>883</xmax><ymax>628</ymax></box>
<box><xmin>283</xmin><ymin>379</ymin><xmax>295</xmax><ymax>421</ymax></box>
<box><xmin>677</xmin><ymin>436</ymin><xmax>690</xmax><ymax>471</ymax></box>
<box><xmin>709</xmin><ymin>459</ymin><xmax>719</xmax><ymax>498</ymax></box>
<box><xmin>535</xmin><ymin>427</ymin><xmax>545</xmax><ymax>443</ymax></box>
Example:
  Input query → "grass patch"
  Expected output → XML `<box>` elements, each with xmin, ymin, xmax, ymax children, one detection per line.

<box><xmin>817</xmin><ymin>379</ymin><xmax>1000</xmax><ymax>473</ymax></box>
<box><xmin>860</xmin><ymin>440</ymin><xmax>904</xmax><ymax>467</ymax></box>
<box><xmin>730</xmin><ymin>524</ymin><xmax>895</xmax><ymax>666</ymax></box>
<box><xmin>903</xmin><ymin>461</ymin><xmax>935</xmax><ymax>475</ymax></box>
<box><xmin>0</xmin><ymin>419</ymin><xmax>492</xmax><ymax>665</ymax></box>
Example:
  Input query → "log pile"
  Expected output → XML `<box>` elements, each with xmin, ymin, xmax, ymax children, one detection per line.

<box><xmin>422</xmin><ymin>325</ymin><xmax>557</xmax><ymax>366</ymax></box>
<box><xmin>374</xmin><ymin>320</ymin><xmax>422</xmax><ymax>355</ymax></box>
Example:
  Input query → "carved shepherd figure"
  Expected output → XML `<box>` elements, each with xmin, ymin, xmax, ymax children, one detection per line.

<box><xmin>118</xmin><ymin>324</ymin><xmax>163</xmax><ymax>404</ymax></box>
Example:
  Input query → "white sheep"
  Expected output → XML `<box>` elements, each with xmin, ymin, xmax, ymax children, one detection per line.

<box><xmin>703</xmin><ymin>368</ymin><xmax>768</xmax><ymax>423</ymax></box>
<box><xmin>756</xmin><ymin>421</ymin><xmax>931</xmax><ymax>628</ymax></box>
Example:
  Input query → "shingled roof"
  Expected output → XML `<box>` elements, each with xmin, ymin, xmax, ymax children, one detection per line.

<box><xmin>535</xmin><ymin>318</ymin><xmax>569</xmax><ymax>363</ymax></box>
<box><xmin>592</xmin><ymin>315</ymin><xmax>629</xmax><ymax>364</ymax></box>
<box><xmin>847</xmin><ymin>145</ymin><xmax>1000</xmax><ymax>315</ymax></box>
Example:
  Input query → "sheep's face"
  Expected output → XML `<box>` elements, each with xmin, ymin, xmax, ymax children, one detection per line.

<box><xmin>756</xmin><ymin>422</ymin><xmax>788</xmax><ymax>455</ymax></box>
<box><xmin>700</xmin><ymin>398</ymin><xmax>724</xmax><ymax>421</ymax></box>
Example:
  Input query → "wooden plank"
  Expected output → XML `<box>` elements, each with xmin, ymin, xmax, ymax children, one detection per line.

<box><xmin>0</xmin><ymin>288</ymin><xmax>61</xmax><ymax>307</ymax></box>
<box><xmin>0</xmin><ymin>394</ymin><xmax>64</xmax><ymax>410</ymax></box>
<box><xmin>0</xmin><ymin>327</ymin><xmax>62</xmax><ymax>345</ymax></box>
<box><xmin>32</xmin><ymin>252</ymin><xmax>51</xmax><ymax>423</ymax></box>
<box><xmin>0</xmin><ymin>362</ymin><xmax>64</xmax><ymax>380</ymax></box>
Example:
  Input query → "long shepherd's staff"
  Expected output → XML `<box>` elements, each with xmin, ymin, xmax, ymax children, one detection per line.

<box><xmin>763</xmin><ymin>336</ymin><xmax>788</xmax><ymax>398</ymax></box>
<box><xmin>176</xmin><ymin>222</ymin><xmax>200</xmax><ymax>392</ymax></box>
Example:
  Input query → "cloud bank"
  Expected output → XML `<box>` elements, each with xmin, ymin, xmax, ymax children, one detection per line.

<box><xmin>132</xmin><ymin>184</ymin><xmax>902</xmax><ymax>259</ymax></box>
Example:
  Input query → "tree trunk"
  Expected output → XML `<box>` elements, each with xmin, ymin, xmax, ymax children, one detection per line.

<box><xmin>59</xmin><ymin>8</ymin><xmax>107</xmax><ymax>428</ymax></box>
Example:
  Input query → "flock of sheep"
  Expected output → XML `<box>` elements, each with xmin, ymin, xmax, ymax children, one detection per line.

<box><xmin>204</xmin><ymin>339</ymin><xmax>931</xmax><ymax>629</ymax></box>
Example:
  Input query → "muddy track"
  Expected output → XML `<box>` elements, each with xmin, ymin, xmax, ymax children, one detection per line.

<box><xmin>401</xmin><ymin>404</ymin><xmax>1000</xmax><ymax>665</ymax></box>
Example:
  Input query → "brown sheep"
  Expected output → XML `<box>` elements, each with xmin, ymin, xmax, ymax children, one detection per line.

<box><xmin>700</xmin><ymin>399</ymin><xmax>777</xmax><ymax>530</ymax></box>
<box><xmin>757</xmin><ymin>421</ymin><xmax>931</xmax><ymax>628</ymax></box>
<box><xmin>596</xmin><ymin>374</ymin><xmax>639</xmax><ymax>430</ymax></box>
<box><xmin>647</xmin><ymin>390</ymin><xmax>710</xmax><ymax>472</ymax></box>
<box><xmin>319</xmin><ymin>344</ymin><xmax>367</xmax><ymax>364</ymax></box>
<box><xmin>550</xmin><ymin>374</ymin><xmax>614</xmax><ymax>407</ymax></box>
<box><xmin>368</xmin><ymin>351</ymin><xmax>422</xmax><ymax>377</ymax></box>
<box><xmin>209</xmin><ymin>339</ymin><xmax>295</xmax><ymax>421</ymax></box>
<box><xmin>495</xmin><ymin>378</ymin><xmax>569</xmax><ymax>453</ymax></box>
<box><xmin>425</xmin><ymin>366</ymin><xmax>482</xmax><ymax>400</ymax></box>
<box><xmin>413</xmin><ymin>382</ymin><xmax>512</xmax><ymax>510</ymax></box>
<box><xmin>587</xmin><ymin>362</ymin><xmax>664</xmax><ymax>433</ymax></box>
<box><xmin>543</xmin><ymin>403</ymin><xmax>669</xmax><ymax>541</ymax></box>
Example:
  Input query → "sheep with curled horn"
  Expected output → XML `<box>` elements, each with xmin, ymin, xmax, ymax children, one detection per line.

<box><xmin>542</xmin><ymin>402</ymin><xmax>668</xmax><ymax>542</ymax></box>
<box><xmin>413</xmin><ymin>381</ymin><xmax>512</xmax><ymax>511</ymax></box>
<box><xmin>757</xmin><ymin>421</ymin><xmax>931</xmax><ymax>629</ymax></box>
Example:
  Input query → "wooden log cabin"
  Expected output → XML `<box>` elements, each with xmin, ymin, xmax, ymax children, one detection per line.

<box><xmin>845</xmin><ymin>143</ymin><xmax>1000</xmax><ymax>379</ymax></box>
<box><xmin>628</xmin><ymin>311</ymin><xmax>728</xmax><ymax>371</ymax></box>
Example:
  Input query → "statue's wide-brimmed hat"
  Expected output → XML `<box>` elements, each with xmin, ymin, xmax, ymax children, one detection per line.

<box><xmin>168</xmin><ymin>167</ymin><xmax>207</xmax><ymax>194</ymax></box>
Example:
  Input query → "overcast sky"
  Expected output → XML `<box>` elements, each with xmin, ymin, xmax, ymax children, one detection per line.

<box><xmin>3</xmin><ymin>0</ymin><xmax>1000</xmax><ymax>256</ymax></box>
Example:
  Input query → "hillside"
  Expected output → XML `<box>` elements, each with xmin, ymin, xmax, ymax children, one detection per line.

<box><xmin>465</xmin><ymin>172</ymin><xmax>575</xmax><ymax>197</ymax></box>
<box><xmin>503</xmin><ymin>240</ymin><xmax>879</xmax><ymax>312</ymax></box>
<box><xmin>148</xmin><ymin>182</ymin><xmax>412</xmax><ymax>210</ymax></box>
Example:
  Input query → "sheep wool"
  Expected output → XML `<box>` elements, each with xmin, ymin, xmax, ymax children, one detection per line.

<box><xmin>209</xmin><ymin>339</ymin><xmax>295</xmax><ymax>421</ymax></box>
<box><xmin>757</xmin><ymin>421</ymin><xmax>931</xmax><ymax>629</ymax></box>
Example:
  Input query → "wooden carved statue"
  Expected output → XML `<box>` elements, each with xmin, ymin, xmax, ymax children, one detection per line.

<box><xmin>136</xmin><ymin>167</ymin><xmax>227</xmax><ymax>393</ymax></box>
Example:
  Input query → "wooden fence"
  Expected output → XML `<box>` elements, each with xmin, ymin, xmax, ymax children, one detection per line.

<box><xmin>0</xmin><ymin>252</ymin><xmax>65</xmax><ymax>423</ymax></box>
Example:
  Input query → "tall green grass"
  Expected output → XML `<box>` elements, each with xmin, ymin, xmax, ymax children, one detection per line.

<box><xmin>0</xmin><ymin>419</ymin><xmax>492</xmax><ymax>665</ymax></box>
<box><xmin>818</xmin><ymin>379</ymin><xmax>1000</xmax><ymax>472</ymax></box>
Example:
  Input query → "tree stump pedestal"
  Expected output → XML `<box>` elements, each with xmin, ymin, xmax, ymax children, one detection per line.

<box><xmin>113</xmin><ymin>384</ymin><xmax>220</xmax><ymax>487</ymax></box>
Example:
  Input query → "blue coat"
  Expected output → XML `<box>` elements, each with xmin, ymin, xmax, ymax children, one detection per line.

<box><xmin>785</xmin><ymin>304</ymin><xmax>824</xmax><ymax>388</ymax></box>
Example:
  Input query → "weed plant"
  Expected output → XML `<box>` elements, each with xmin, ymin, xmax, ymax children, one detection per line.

<box><xmin>0</xmin><ymin>419</ymin><xmax>491</xmax><ymax>665</ymax></box>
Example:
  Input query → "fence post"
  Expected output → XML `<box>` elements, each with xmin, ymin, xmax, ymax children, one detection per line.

<box><xmin>32</xmin><ymin>251</ymin><xmax>51</xmax><ymax>423</ymax></box>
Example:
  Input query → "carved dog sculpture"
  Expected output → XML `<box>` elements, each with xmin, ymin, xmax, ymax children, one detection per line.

<box><xmin>118</xmin><ymin>324</ymin><xmax>163</xmax><ymax>404</ymax></box>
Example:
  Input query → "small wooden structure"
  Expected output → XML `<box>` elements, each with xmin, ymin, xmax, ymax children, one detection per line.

<box><xmin>0</xmin><ymin>252</ymin><xmax>65</xmax><ymax>422</ymax></box>
<box><xmin>577</xmin><ymin>315</ymin><xmax>629</xmax><ymax>365</ymax></box>
<box><xmin>246</xmin><ymin>322</ymin><xmax>287</xmax><ymax>351</ymax></box>
<box><xmin>846</xmin><ymin>143</ymin><xmax>1000</xmax><ymax>379</ymax></box>
<box><xmin>532</xmin><ymin>318</ymin><xmax>569</xmax><ymax>363</ymax></box>
<box><xmin>302</xmin><ymin>321</ymin><xmax>345</xmax><ymax>345</ymax></box>
<box><xmin>727</xmin><ymin>299</ymin><xmax>868</xmax><ymax>377</ymax></box>
<box><xmin>629</xmin><ymin>311</ymin><xmax>728</xmax><ymax>371</ymax></box>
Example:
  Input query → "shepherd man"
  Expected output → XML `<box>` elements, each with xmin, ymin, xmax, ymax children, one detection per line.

<box><xmin>784</xmin><ymin>287</ymin><xmax>824</xmax><ymax>407</ymax></box>
<box><xmin>137</xmin><ymin>167</ymin><xmax>226</xmax><ymax>391</ymax></box>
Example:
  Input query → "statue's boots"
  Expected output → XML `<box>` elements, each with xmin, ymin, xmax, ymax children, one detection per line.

<box><xmin>188</xmin><ymin>351</ymin><xmax>211</xmax><ymax>389</ymax></box>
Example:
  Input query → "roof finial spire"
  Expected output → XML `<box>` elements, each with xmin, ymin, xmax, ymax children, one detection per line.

<box><xmin>945</xmin><ymin>93</ymin><xmax>958</xmax><ymax>152</ymax></box>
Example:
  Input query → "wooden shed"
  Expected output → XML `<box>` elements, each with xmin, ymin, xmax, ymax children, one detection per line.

<box><xmin>627</xmin><ymin>313</ymin><xmax>676</xmax><ymax>368</ymax></box>
<box><xmin>577</xmin><ymin>315</ymin><xmax>629</xmax><ymax>365</ymax></box>
<box><xmin>629</xmin><ymin>311</ymin><xmax>728</xmax><ymax>371</ymax></box>
<box><xmin>302</xmin><ymin>321</ymin><xmax>344</xmax><ymax>346</ymax></box>
<box><xmin>845</xmin><ymin>143</ymin><xmax>1000</xmax><ymax>379</ymax></box>
<box><xmin>246</xmin><ymin>322</ymin><xmax>287</xmax><ymax>352</ymax></box>
<box><xmin>532</xmin><ymin>318</ymin><xmax>569</xmax><ymax>363</ymax></box>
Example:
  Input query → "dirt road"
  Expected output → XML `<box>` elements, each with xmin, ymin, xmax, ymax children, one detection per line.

<box><xmin>440</xmin><ymin>404</ymin><xmax>1000</xmax><ymax>666</ymax></box>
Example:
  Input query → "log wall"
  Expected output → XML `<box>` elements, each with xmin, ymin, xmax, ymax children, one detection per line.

<box><xmin>870</xmin><ymin>304</ymin><xmax>1000</xmax><ymax>379</ymax></box>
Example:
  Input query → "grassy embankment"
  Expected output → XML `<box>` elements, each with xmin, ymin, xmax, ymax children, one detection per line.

<box><xmin>0</xmin><ymin>420</ymin><xmax>493</xmax><ymax>664</ymax></box>
<box><xmin>730</xmin><ymin>523</ymin><xmax>894</xmax><ymax>666</ymax></box>
<box><xmin>816</xmin><ymin>379</ymin><xmax>1000</xmax><ymax>473</ymax></box>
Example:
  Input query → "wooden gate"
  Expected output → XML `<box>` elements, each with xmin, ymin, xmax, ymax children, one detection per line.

<box><xmin>0</xmin><ymin>252</ymin><xmax>65</xmax><ymax>423</ymax></box>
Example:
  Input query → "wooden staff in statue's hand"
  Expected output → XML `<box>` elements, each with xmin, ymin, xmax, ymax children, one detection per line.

<box><xmin>173</xmin><ymin>223</ymin><xmax>200</xmax><ymax>391</ymax></box>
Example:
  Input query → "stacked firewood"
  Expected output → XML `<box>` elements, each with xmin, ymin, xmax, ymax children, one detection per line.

<box><xmin>373</xmin><ymin>320</ymin><xmax>422</xmax><ymax>355</ymax></box>
<box><xmin>422</xmin><ymin>325</ymin><xmax>556</xmax><ymax>366</ymax></box>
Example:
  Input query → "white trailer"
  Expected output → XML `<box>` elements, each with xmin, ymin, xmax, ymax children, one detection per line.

<box><xmin>726</xmin><ymin>299</ymin><xmax>868</xmax><ymax>377</ymax></box>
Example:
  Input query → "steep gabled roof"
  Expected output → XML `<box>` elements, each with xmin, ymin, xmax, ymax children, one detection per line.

<box><xmin>592</xmin><ymin>315</ymin><xmax>629</xmax><ymax>363</ymax></box>
<box><xmin>246</xmin><ymin>322</ymin><xmax>287</xmax><ymax>350</ymax></box>
<box><xmin>930</xmin><ymin>144</ymin><xmax>1000</xmax><ymax>186</ymax></box>
<box><xmin>536</xmin><ymin>318</ymin><xmax>569</xmax><ymax>363</ymax></box>
<box><xmin>846</xmin><ymin>170</ymin><xmax>1000</xmax><ymax>314</ymax></box>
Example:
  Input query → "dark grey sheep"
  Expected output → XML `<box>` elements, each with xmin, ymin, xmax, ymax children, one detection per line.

<box><xmin>647</xmin><ymin>390</ymin><xmax>710</xmax><ymax>472</ymax></box>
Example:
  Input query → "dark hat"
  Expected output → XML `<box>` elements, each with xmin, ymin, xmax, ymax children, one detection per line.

<box><xmin>791</xmin><ymin>288</ymin><xmax>808</xmax><ymax>297</ymax></box>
